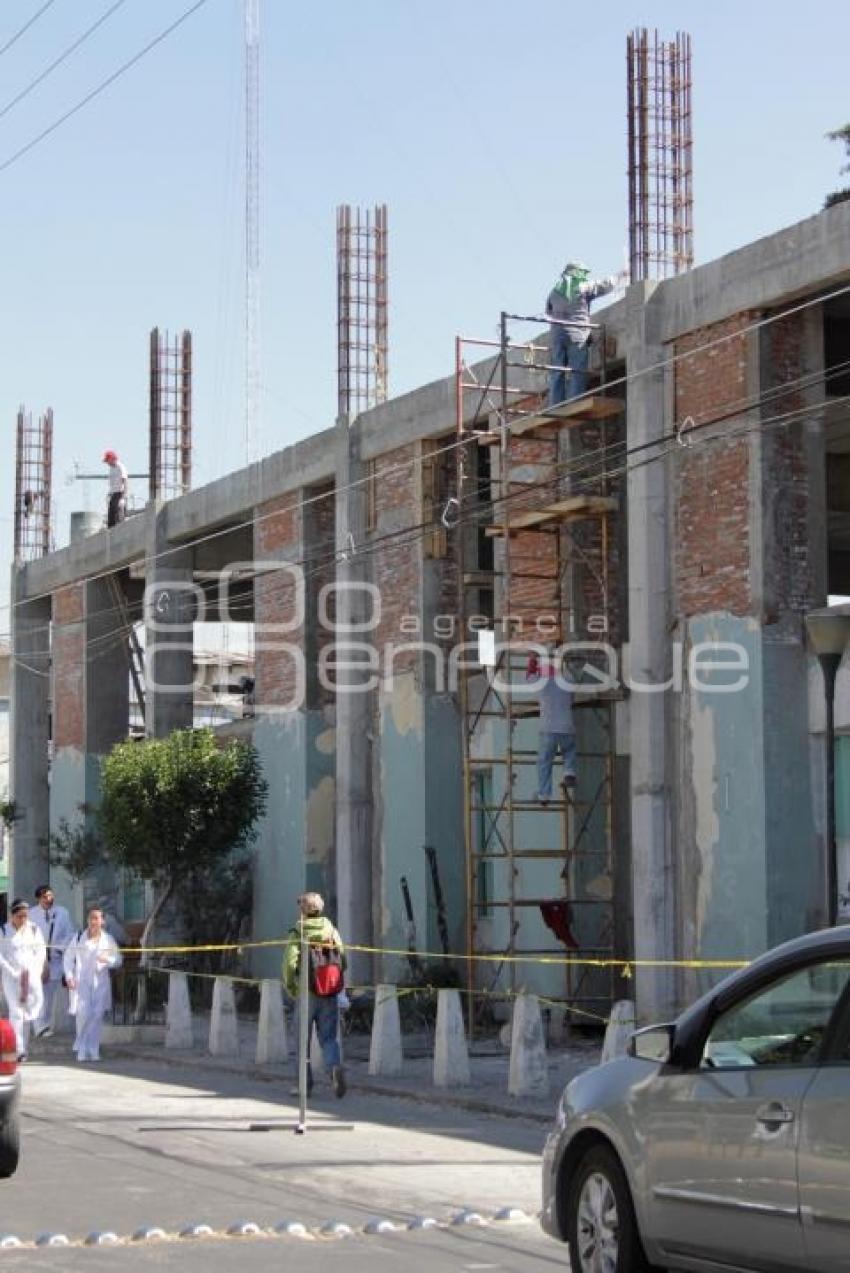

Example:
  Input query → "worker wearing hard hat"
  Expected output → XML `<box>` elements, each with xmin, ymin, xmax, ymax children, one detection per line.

<box><xmin>546</xmin><ymin>262</ymin><xmax>619</xmax><ymax>407</ymax></box>
<box><xmin>103</xmin><ymin>450</ymin><xmax>128</xmax><ymax>527</ymax></box>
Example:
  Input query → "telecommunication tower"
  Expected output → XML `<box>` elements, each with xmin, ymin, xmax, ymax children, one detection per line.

<box><xmin>244</xmin><ymin>0</ymin><xmax>261</xmax><ymax>461</ymax></box>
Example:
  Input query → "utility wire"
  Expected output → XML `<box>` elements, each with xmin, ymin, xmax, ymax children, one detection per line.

<box><xmin>5</xmin><ymin>283</ymin><xmax>850</xmax><ymax>621</ymax></box>
<box><xmin>0</xmin><ymin>0</ymin><xmax>131</xmax><ymax>123</ymax></box>
<box><xmin>6</xmin><ymin>352</ymin><xmax>850</xmax><ymax>645</ymax></box>
<box><xmin>0</xmin><ymin>0</ymin><xmax>211</xmax><ymax>175</ymax></box>
<box><xmin>9</xmin><ymin>369</ymin><xmax>850</xmax><ymax>659</ymax></box>
<box><xmin>0</xmin><ymin>0</ymin><xmax>57</xmax><ymax>59</ymax></box>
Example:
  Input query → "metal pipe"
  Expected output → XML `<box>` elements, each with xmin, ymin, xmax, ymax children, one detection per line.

<box><xmin>820</xmin><ymin>651</ymin><xmax>841</xmax><ymax>927</ymax></box>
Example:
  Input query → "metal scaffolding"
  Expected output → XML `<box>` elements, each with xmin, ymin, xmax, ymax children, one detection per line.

<box><xmin>14</xmin><ymin>406</ymin><xmax>53</xmax><ymax>562</ymax></box>
<box><xmin>627</xmin><ymin>27</ymin><xmax>693</xmax><ymax>281</ymax></box>
<box><xmin>455</xmin><ymin>317</ymin><xmax>629</xmax><ymax>1029</ymax></box>
<box><xmin>337</xmin><ymin>204</ymin><xmax>388</xmax><ymax>420</ymax></box>
<box><xmin>149</xmin><ymin>328</ymin><xmax>193</xmax><ymax>502</ymax></box>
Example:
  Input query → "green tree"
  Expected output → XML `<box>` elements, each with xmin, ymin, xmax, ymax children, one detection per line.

<box><xmin>825</xmin><ymin>124</ymin><xmax>850</xmax><ymax>208</ymax></box>
<box><xmin>53</xmin><ymin>728</ymin><xmax>268</xmax><ymax>957</ymax></box>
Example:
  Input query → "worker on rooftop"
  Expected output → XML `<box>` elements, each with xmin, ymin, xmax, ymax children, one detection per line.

<box><xmin>546</xmin><ymin>262</ymin><xmax>621</xmax><ymax>407</ymax></box>
<box><xmin>103</xmin><ymin>450</ymin><xmax>128</xmax><ymax>528</ymax></box>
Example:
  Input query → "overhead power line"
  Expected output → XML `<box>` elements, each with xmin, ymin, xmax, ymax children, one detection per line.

<box><xmin>0</xmin><ymin>0</ymin><xmax>57</xmax><ymax>59</ymax></box>
<box><xmin>0</xmin><ymin>0</ymin><xmax>212</xmax><ymax>176</ymax></box>
<box><xmin>0</xmin><ymin>0</ymin><xmax>131</xmax><ymax>124</ymax></box>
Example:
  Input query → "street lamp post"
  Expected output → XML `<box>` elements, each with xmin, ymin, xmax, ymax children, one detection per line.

<box><xmin>805</xmin><ymin>605</ymin><xmax>850</xmax><ymax>927</ymax></box>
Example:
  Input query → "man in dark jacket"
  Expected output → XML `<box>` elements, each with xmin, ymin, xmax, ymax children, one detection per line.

<box><xmin>546</xmin><ymin>262</ymin><xmax>618</xmax><ymax>407</ymax></box>
<box><xmin>282</xmin><ymin>892</ymin><xmax>347</xmax><ymax>1098</ymax></box>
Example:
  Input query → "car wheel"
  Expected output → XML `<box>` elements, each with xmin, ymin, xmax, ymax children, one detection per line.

<box><xmin>566</xmin><ymin>1143</ymin><xmax>653</xmax><ymax>1273</ymax></box>
<box><xmin>0</xmin><ymin>1110</ymin><xmax>20</xmax><ymax>1178</ymax></box>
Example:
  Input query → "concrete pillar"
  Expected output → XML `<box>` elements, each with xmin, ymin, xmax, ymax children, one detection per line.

<box><xmin>368</xmin><ymin>984</ymin><xmax>403</xmax><ymax>1077</ymax></box>
<box><xmin>625</xmin><ymin>283</ymin><xmax>679</xmax><ymax>1022</ymax></box>
<box><xmin>507</xmin><ymin>993</ymin><xmax>549</xmax><ymax>1098</ymax></box>
<box><xmin>255</xmin><ymin>979</ymin><xmax>287</xmax><ymax>1064</ymax></box>
<box><xmin>48</xmin><ymin>575</ymin><xmax>130</xmax><ymax>914</ymax></box>
<box><xmin>334</xmin><ymin>416</ymin><xmax>374</xmax><ymax>983</ymax></box>
<box><xmin>86</xmin><ymin>577</ymin><xmax>130</xmax><ymax>753</ymax></box>
<box><xmin>601</xmin><ymin>1000</ymin><xmax>637</xmax><ymax>1063</ymax></box>
<box><xmin>165</xmin><ymin>971</ymin><xmax>194</xmax><ymax>1050</ymax></box>
<box><xmin>433</xmin><ymin>988</ymin><xmax>470</xmax><ymax>1087</ymax></box>
<box><xmin>209</xmin><ymin>978</ymin><xmax>239</xmax><ymax>1056</ymax></box>
<box><xmin>9</xmin><ymin>578</ymin><xmax>51</xmax><ymax>900</ymax></box>
<box><xmin>144</xmin><ymin>504</ymin><xmax>194</xmax><ymax>739</ymax></box>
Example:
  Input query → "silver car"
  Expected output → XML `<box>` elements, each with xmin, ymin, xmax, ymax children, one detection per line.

<box><xmin>542</xmin><ymin>926</ymin><xmax>850</xmax><ymax>1272</ymax></box>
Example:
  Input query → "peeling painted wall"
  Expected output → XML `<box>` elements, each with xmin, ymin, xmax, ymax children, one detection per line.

<box><xmin>679</xmin><ymin>614</ymin><xmax>818</xmax><ymax>992</ymax></box>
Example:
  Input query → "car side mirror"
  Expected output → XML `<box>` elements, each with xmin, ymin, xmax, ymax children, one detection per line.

<box><xmin>628</xmin><ymin>1023</ymin><xmax>676</xmax><ymax>1063</ymax></box>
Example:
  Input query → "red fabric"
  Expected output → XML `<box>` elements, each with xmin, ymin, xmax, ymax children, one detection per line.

<box><xmin>539</xmin><ymin>900</ymin><xmax>579</xmax><ymax>950</ymax></box>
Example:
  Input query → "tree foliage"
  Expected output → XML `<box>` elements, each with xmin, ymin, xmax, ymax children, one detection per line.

<box><xmin>99</xmin><ymin>729</ymin><xmax>266</xmax><ymax>883</ymax></box>
<box><xmin>97</xmin><ymin>728</ymin><xmax>267</xmax><ymax>951</ymax></box>
<box><xmin>47</xmin><ymin>817</ymin><xmax>108</xmax><ymax>881</ymax></box>
<box><xmin>825</xmin><ymin>124</ymin><xmax>850</xmax><ymax>209</ymax></box>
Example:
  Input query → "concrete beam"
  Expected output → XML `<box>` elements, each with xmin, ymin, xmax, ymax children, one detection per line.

<box><xmin>653</xmin><ymin>202</ymin><xmax>850</xmax><ymax>344</ymax></box>
<box><xmin>9</xmin><ymin>575</ymin><xmax>51</xmax><ymax>900</ymax></box>
<box><xmin>144</xmin><ymin>505</ymin><xmax>194</xmax><ymax>738</ymax></box>
<box><xmin>16</xmin><ymin>512</ymin><xmax>147</xmax><ymax>602</ymax></box>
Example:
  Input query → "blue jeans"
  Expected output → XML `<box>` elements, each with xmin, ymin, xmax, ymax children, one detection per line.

<box><xmin>305</xmin><ymin>994</ymin><xmax>341</xmax><ymax>1069</ymax></box>
<box><xmin>537</xmin><ymin>731</ymin><xmax>577</xmax><ymax>799</ymax></box>
<box><xmin>549</xmin><ymin>326</ymin><xmax>589</xmax><ymax>406</ymax></box>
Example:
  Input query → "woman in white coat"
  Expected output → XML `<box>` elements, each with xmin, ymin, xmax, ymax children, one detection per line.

<box><xmin>63</xmin><ymin>906</ymin><xmax>122</xmax><ymax>1062</ymax></box>
<box><xmin>0</xmin><ymin>898</ymin><xmax>46</xmax><ymax>1059</ymax></box>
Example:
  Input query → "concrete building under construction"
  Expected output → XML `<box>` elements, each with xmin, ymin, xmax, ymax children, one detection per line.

<box><xmin>9</xmin><ymin>199</ymin><xmax>850</xmax><ymax>1022</ymax></box>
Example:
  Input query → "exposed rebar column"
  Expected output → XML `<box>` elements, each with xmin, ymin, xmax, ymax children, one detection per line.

<box><xmin>627</xmin><ymin>28</ymin><xmax>693</xmax><ymax>281</ymax></box>
<box><xmin>14</xmin><ymin>406</ymin><xmax>53</xmax><ymax>562</ymax></box>
<box><xmin>149</xmin><ymin>328</ymin><xmax>193</xmax><ymax>501</ymax></box>
<box><xmin>337</xmin><ymin>204</ymin><xmax>388</xmax><ymax>421</ymax></box>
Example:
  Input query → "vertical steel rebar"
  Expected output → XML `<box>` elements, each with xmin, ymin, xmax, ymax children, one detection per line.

<box><xmin>14</xmin><ymin>405</ymin><xmax>53</xmax><ymax>562</ymax></box>
<box><xmin>337</xmin><ymin>204</ymin><xmax>389</xmax><ymax>422</ymax></box>
<box><xmin>627</xmin><ymin>26</ymin><xmax>693</xmax><ymax>280</ymax></box>
<box><xmin>150</xmin><ymin>328</ymin><xmax>193</xmax><ymax>502</ymax></box>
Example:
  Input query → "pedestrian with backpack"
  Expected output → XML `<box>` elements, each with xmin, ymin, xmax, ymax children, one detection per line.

<box><xmin>282</xmin><ymin>892</ymin><xmax>347</xmax><ymax>1098</ymax></box>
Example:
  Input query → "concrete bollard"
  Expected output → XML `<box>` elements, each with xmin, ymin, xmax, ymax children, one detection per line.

<box><xmin>601</xmin><ymin>1000</ymin><xmax>636</xmax><ymax>1063</ymax></box>
<box><xmin>368</xmin><ymin>984</ymin><xmax>403</xmax><ymax>1077</ymax></box>
<box><xmin>433</xmin><ymin>988</ymin><xmax>470</xmax><ymax>1087</ymax></box>
<box><xmin>508</xmin><ymin>992</ymin><xmax>549</xmax><ymax>1098</ymax></box>
<box><xmin>256</xmin><ymin>979</ymin><xmax>287</xmax><ymax>1064</ymax></box>
<box><xmin>166</xmin><ymin>971</ymin><xmax>194</xmax><ymax>1050</ymax></box>
<box><xmin>209</xmin><ymin>977</ymin><xmax>239</xmax><ymax>1057</ymax></box>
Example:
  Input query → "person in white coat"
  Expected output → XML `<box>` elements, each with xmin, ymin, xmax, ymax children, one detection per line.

<box><xmin>63</xmin><ymin>907</ymin><xmax>122</xmax><ymax>1062</ymax></box>
<box><xmin>0</xmin><ymin>898</ymin><xmax>46</xmax><ymax>1059</ymax></box>
<box><xmin>30</xmin><ymin>884</ymin><xmax>75</xmax><ymax>1038</ymax></box>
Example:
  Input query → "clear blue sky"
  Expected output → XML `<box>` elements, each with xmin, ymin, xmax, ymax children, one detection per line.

<box><xmin>1</xmin><ymin>0</ymin><xmax>849</xmax><ymax>629</ymax></box>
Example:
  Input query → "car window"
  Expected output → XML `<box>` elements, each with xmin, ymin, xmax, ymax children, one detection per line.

<box><xmin>702</xmin><ymin>960</ymin><xmax>850</xmax><ymax>1069</ymax></box>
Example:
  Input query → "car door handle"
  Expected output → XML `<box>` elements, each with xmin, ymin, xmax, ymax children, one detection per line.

<box><xmin>755</xmin><ymin>1102</ymin><xmax>795</xmax><ymax>1128</ymax></box>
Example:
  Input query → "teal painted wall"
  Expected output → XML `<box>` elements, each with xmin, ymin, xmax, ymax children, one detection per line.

<box><xmin>686</xmin><ymin>617</ymin><xmax>767</xmax><ymax>965</ymax></box>
<box><xmin>685</xmin><ymin>616</ymin><xmax>818</xmax><ymax>978</ymax></box>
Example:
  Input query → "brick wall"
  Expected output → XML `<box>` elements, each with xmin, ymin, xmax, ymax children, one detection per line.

<box><xmin>53</xmin><ymin>583</ymin><xmax>85</xmax><ymax>749</ymax></box>
<box><xmin>674</xmin><ymin>314</ymin><xmax>756</xmax><ymax>617</ymax></box>
<box><xmin>304</xmin><ymin>484</ymin><xmax>336</xmax><ymax>707</ymax></box>
<box><xmin>760</xmin><ymin>313</ymin><xmax>815</xmax><ymax>626</ymax></box>
<box><xmin>254</xmin><ymin>494</ymin><xmax>305</xmax><ymax>710</ymax></box>
<box><xmin>372</xmin><ymin>443</ymin><xmax>420</xmax><ymax>673</ymax></box>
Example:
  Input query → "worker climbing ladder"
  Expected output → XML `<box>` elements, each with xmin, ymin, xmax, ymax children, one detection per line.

<box><xmin>455</xmin><ymin>312</ymin><xmax>630</xmax><ymax>1035</ymax></box>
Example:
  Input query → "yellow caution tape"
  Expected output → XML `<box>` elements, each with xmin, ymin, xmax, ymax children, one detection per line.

<box><xmin>108</xmin><ymin>935</ymin><xmax>748</xmax><ymax>973</ymax></box>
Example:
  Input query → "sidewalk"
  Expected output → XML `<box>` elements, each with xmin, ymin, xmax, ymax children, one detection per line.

<box><xmin>38</xmin><ymin>1016</ymin><xmax>601</xmax><ymax>1123</ymax></box>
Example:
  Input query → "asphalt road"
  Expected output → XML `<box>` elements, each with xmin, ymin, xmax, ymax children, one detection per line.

<box><xmin>0</xmin><ymin>1051</ymin><xmax>566</xmax><ymax>1272</ymax></box>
